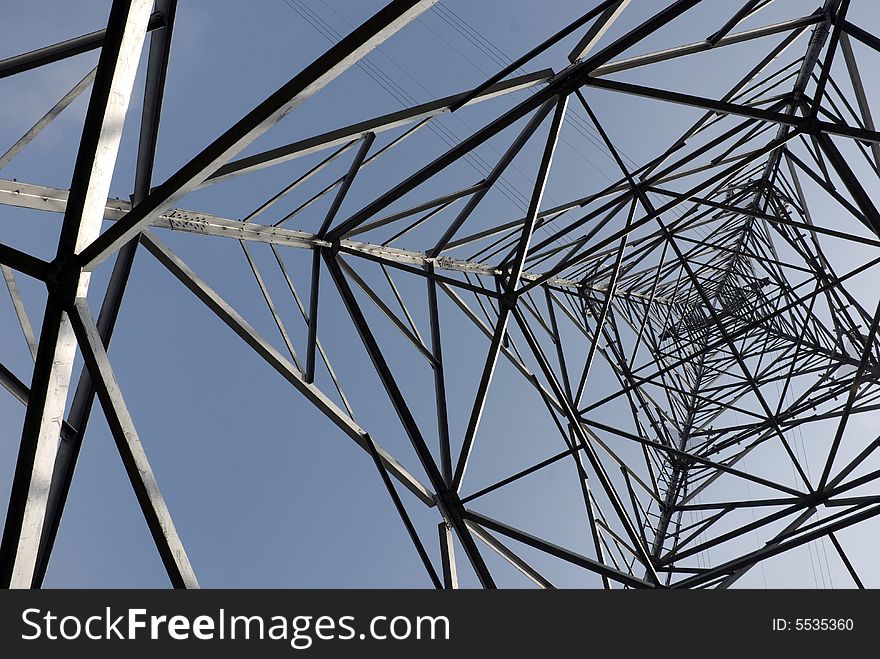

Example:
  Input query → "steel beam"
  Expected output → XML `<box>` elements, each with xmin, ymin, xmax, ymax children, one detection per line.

<box><xmin>68</xmin><ymin>299</ymin><xmax>198</xmax><ymax>588</ymax></box>
<box><xmin>141</xmin><ymin>231</ymin><xmax>435</xmax><ymax>507</ymax></box>
<box><xmin>33</xmin><ymin>0</ymin><xmax>180</xmax><ymax>589</ymax></box>
<box><xmin>0</xmin><ymin>12</ymin><xmax>165</xmax><ymax>79</ymax></box>
<box><xmin>0</xmin><ymin>68</ymin><xmax>97</xmax><ymax>171</ymax></box>
<box><xmin>77</xmin><ymin>0</ymin><xmax>439</xmax><ymax>272</ymax></box>
<box><xmin>324</xmin><ymin>252</ymin><xmax>497</xmax><ymax>588</ymax></box>
<box><xmin>207</xmin><ymin>69</ymin><xmax>553</xmax><ymax>185</ymax></box>
<box><xmin>0</xmin><ymin>0</ymin><xmax>153</xmax><ymax>589</ymax></box>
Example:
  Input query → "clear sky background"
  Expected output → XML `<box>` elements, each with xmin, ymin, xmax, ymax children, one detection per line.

<box><xmin>1</xmin><ymin>0</ymin><xmax>878</xmax><ymax>588</ymax></box>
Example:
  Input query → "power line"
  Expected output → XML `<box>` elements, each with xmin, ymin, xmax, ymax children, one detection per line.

<box><xmin>281</xmin><ymin>0</ymin><xmax>532</xmax><ymax>214</ymax></box>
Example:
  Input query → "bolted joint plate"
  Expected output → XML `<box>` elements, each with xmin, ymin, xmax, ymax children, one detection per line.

<box><xmin>44</xmin><ymin>254</ymin><xmax>83</xmax><ymax>309</ymax></box>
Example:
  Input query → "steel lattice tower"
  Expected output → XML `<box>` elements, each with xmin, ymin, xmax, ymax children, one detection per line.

<box><xmin>1</xmin><ymin>0</ymin><xmax>879</xmax><ymax>588</ymax></box>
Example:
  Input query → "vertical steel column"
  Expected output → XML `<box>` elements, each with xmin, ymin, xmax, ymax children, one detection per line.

<box><xmin>0</xmin><ymin>0</ymin><xmax>154</xmax><ymax>589</ymax></box>
<box><xmin>33</xmin><ymin>0</ymin><xmax>179</xmax><ymax>588</ymax></box>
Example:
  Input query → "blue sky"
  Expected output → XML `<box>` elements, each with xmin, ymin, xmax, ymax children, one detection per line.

<box><xmin>1</xmin><ymin>0</ymin><xmax>879</xmax><ymax>588</ymax></box>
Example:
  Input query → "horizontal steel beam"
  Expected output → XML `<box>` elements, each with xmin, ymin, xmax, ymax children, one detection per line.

<box><xmin>0</xmin><ymin>177</ymin><xmax>669</xmax><ymax>298</ymax></box>
<box><xmin>0</xmin><ymin>177</ymin><xmax>570</xmax><ymax>282</ymax></box>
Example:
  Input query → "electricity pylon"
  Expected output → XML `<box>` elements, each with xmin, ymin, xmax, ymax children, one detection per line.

<box><xmin>1</xmin><ymin>0</ymin><xmax>879</xmax><ymax>588</ymax></box>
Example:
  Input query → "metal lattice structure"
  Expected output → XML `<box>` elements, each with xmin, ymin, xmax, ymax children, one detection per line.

<box><xmin>2</xmin><ymin>0</ymin><xmax>880</xmax><ymax>588</ymax></box>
